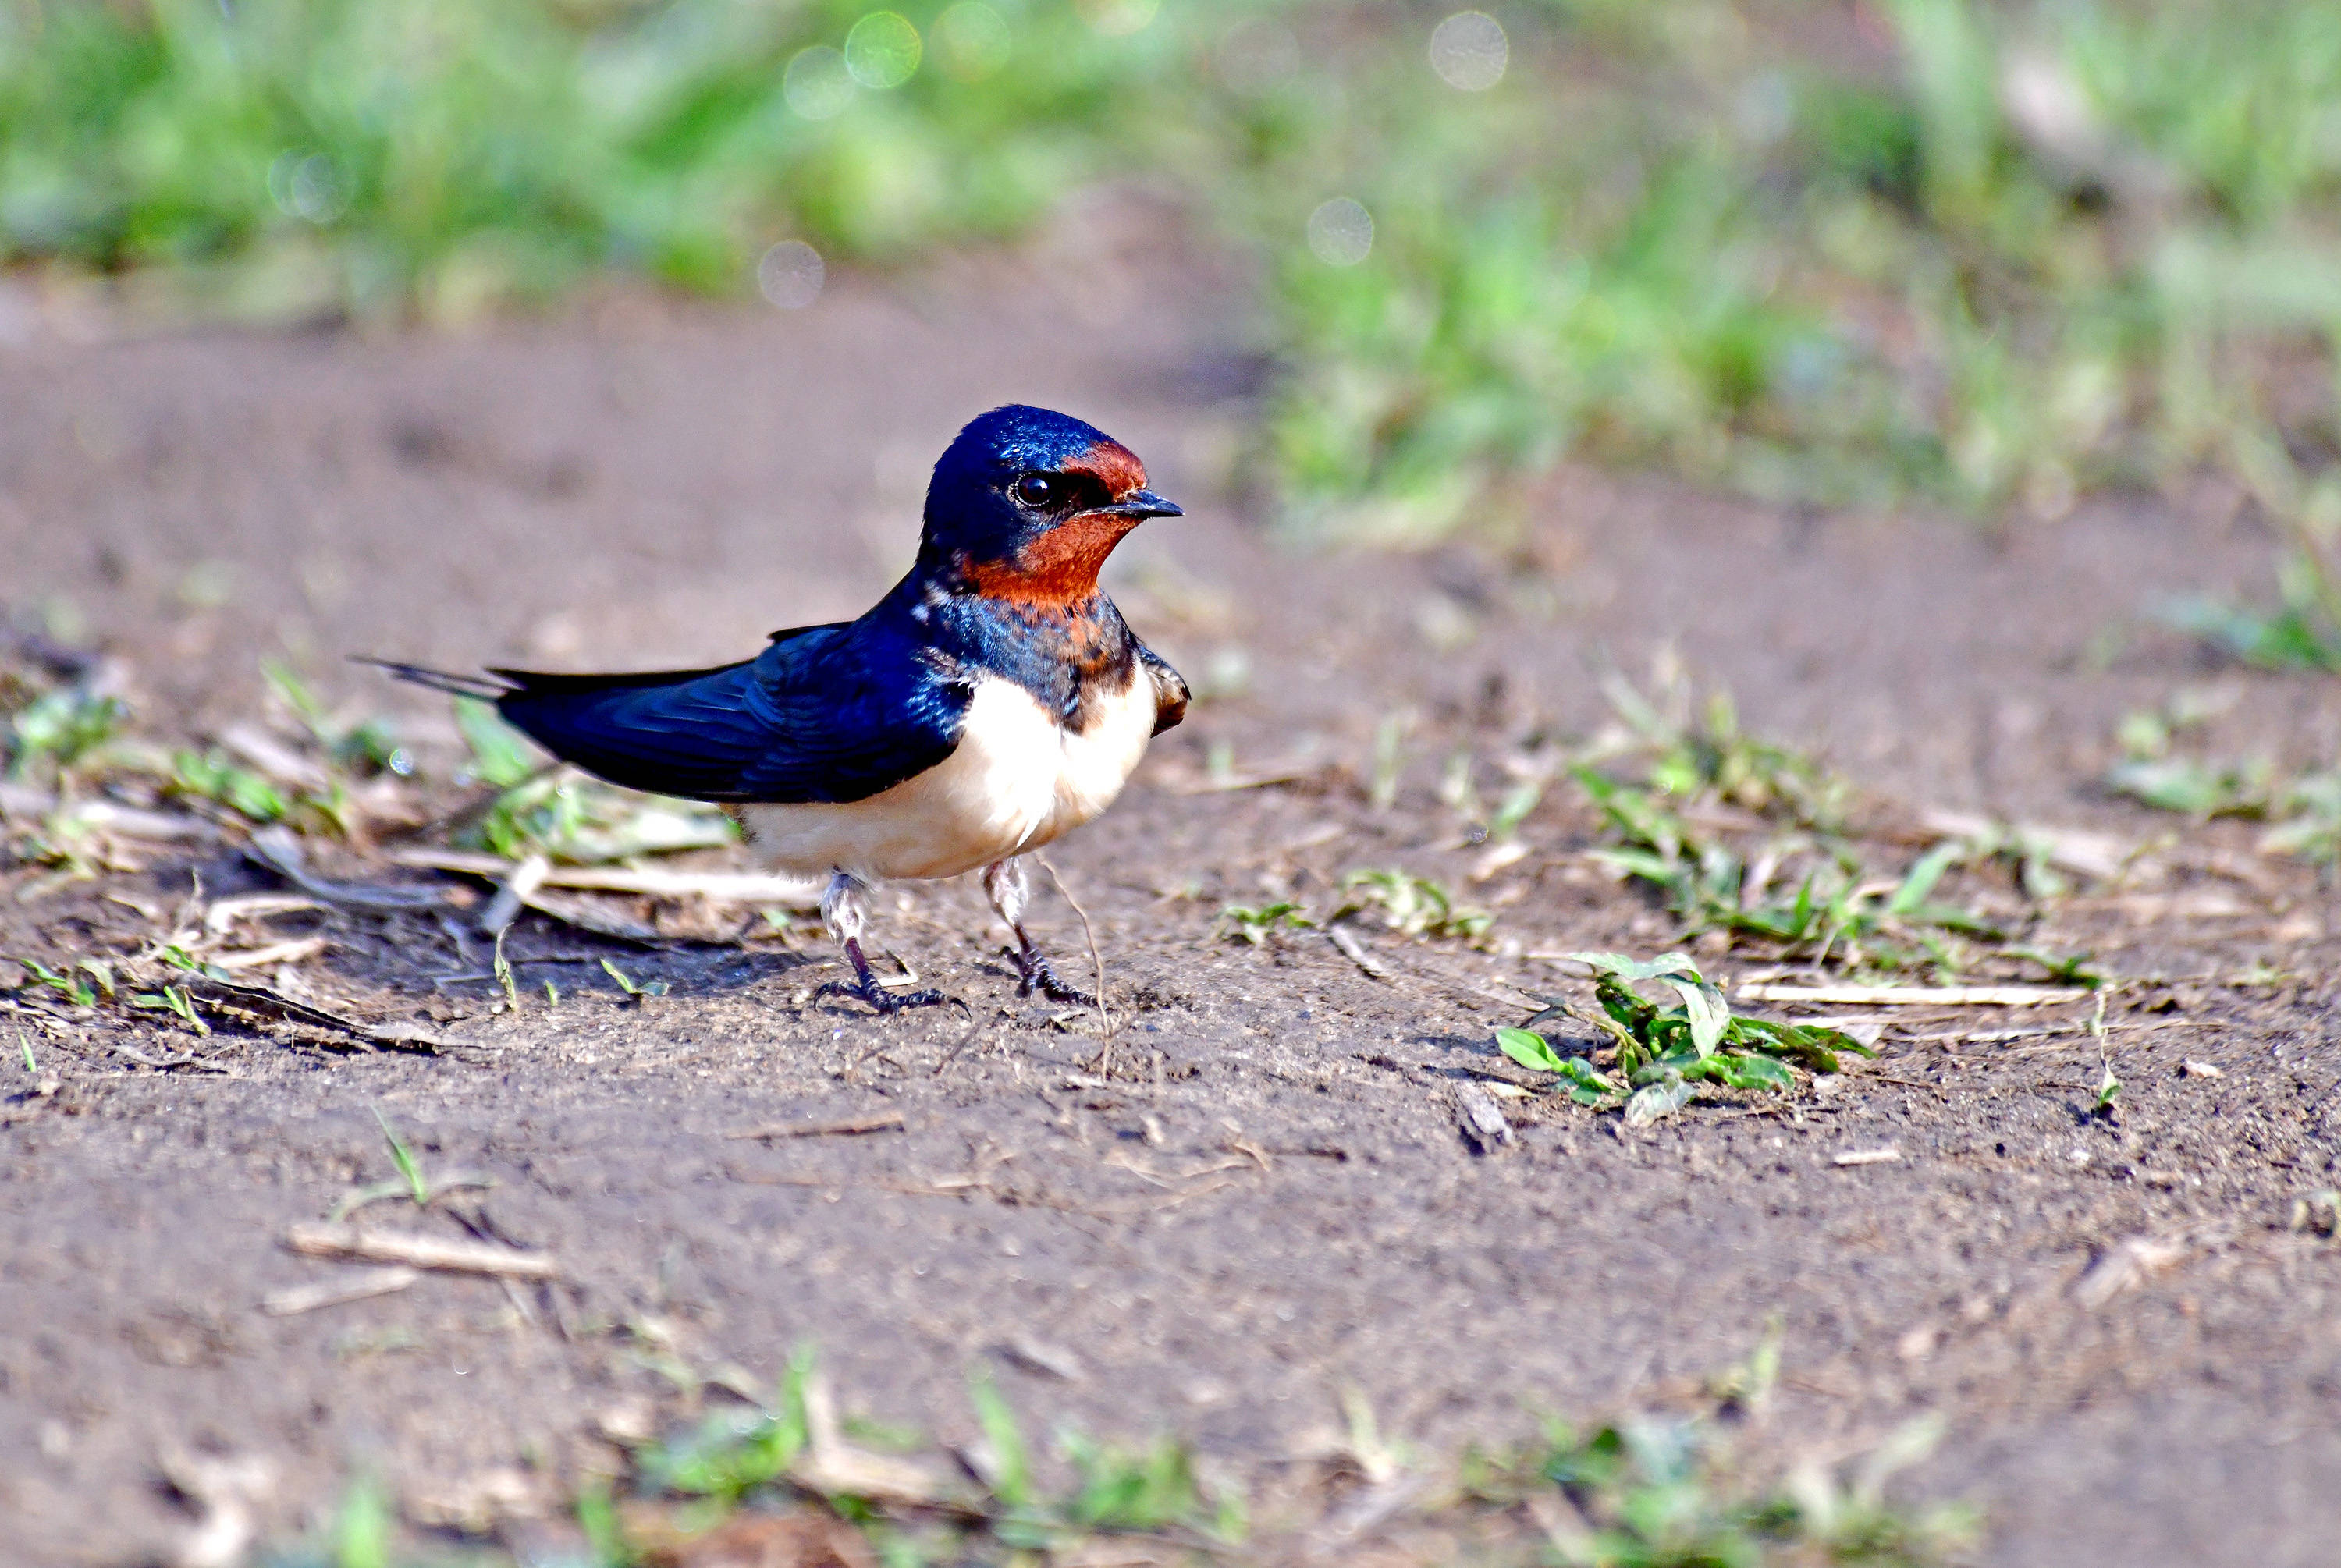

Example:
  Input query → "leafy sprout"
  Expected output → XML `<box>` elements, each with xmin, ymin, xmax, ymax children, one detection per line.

<box><xmin>634</xmin><ymin>1355</ymin><xmax>1237</xmax><ymax>1557</ymax></box>
<box><xmin>1336</xmin><ymin>869</ymin><xmax>1492</xmax><ymax>942</ymax></box>
<box><xmin>328</xmin><ymin>1109</ymin><xmax>489</xmax><ymax>1222</ymax></box>
<box><xmin>2106</xmin><ymin>697</ymin><xmax>2341</xmax><ymax>868</ymax></box>
<box><xmin>374</xmin><ymin>1109</ymin><xmax>428</xmax><ymax>1207</ymax></box>
<box><xmin>638</xmin><ymin>1347</ymin><xmax>816</xmax><ymax>1502</ymax></box>
<box><xmin>492</xmin><ymin>930</ymin><xmax>520</xmax><ymax>1013</ymax></box>
<box><xmin>1214</xmin><ymin>900</ymin><xmax>1315</xmax><ymax>945</ymax></box>
<box><xmin>1501</xmin><ymin>952</ymin><xmax>1873</xmax><ymax>1126</ymax></box>
<box><xmin>330</xmin><ymin>1476</ymin><xmax>395</xmax><ymax>1568</ymax></box>
<box><xmin>454</xmin><ymin>701</ymin><xmax>739</xmax><ymax>864</ymax></box>
<box><xmin>1463</xmin><ymin>1403</ymin><xmax>1975</xmax><ymax>1567</ymax></box>
<box><xmin>265</xmin><ymin>661</ymin><xmax>403</xmax><ymax>776</ymax></box>
<box><xmin>5</xmin><ymin>689</ymin><xmax>126</xmax><ymax>779</ymax></box>
<box><xmin>171</xmin><ymin>748</ymin><xmax>361</xmax><ymax>838</ymax></box>
<box><xmin>1060</xmin><ymin>1428</ymin><xmax>1219</xmax><ymax>1536</ymax></box>
<box><xmin>16</xmin><ymin>958</ymin><xmax>100</xmax><ymax>1008</ymax></box>
<box><xmin>454</xmin><ymin>699</ymin><xmax>537</xmax><ymax>792</ymax></box>
<box><xmin>1572</xmin><ymin>672</ymin><xmax>2055</xmax><ymax>974</ymax></box>
<box><xmin>600</xmin><ymin>958</ymin><xmax>670</xmax><ymax>999</ymax></box>
<box><xmin>129</xmin><ymin>984</ymin><xmax>210</xmax><ymax>1035</ymax></box>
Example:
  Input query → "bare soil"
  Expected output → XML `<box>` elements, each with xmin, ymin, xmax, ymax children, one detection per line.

<box><xmin>2</xmin><ymin>232</ymin><xmax>2339</xmax><ymax>1566</ymax></box>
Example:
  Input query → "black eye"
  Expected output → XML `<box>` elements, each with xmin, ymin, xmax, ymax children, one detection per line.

<box><xmin>1012</xmin><ymin>474</ymin><xmax>1057</xmax><ymax>508</ymax></box>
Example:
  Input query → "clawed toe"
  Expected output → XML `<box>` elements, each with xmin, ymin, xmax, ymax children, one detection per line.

<box><xmin>815</xmin><ymin>978</ymin><xmax>957</xmax><ymax>1016</ymax></box>
<box><xmin>1008</xmin><ymin>947</ymin><xmax>1096</xmax><ymax>1007</ymax></box>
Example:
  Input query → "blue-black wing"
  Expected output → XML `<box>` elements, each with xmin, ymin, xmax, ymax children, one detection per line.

<box><xmin>471</xmin><ymin>619</ymin><xmax>972</xmax><ymax>805</ymax></box>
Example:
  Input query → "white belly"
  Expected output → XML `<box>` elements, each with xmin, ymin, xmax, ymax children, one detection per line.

<box><xmin>741</xmin><ymin>672</ymin><xmax>1156</xmax><ymax>882</ymax></box>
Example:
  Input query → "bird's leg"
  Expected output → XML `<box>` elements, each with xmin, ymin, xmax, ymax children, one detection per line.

<box><xmin>813</xmin><ymin>870</ymin><xmax>949</xmax><ymax>1014</ymax></box>
<box><xmin>982</xmin><ymin>857</ymin><xmax>1095</xmax><ymax>1006</ymax></box>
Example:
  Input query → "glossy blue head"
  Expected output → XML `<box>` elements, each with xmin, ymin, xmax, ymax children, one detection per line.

<box><xmin>918</xmin><ymin>405</ymin><xmax>1181</xmax><ymax>601</ymax></box>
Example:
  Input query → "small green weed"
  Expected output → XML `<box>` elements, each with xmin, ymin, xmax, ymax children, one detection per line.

<box><xmin>1214</xmin><ymin>899</ymin><xmax>1315</xmax><ymax>945</ymax></box>
<box><xmin>2107</xmin><ymin>700</ymin><xmax>2341</xmax><ymax>866</ymax></box>
<box><xmin>265</xmin><ymin>662</ymin><xmax>407</xmax><ymax>777</ymax></box>
<box><xmin>600</xmin><ymin>958</ymin><xmax>670</xmax><ymax>999</ymax></box>
<box><xmin>166</xmin><ymin>738</ymin><xmax>359</xmax><ymax>835</ymax></box>
<box><xmin>327</xmin><ymin>1109</ymin><xmax>488</xmax><ymax>1222</ymax></box>
<box><xmin>454</xmin><ymin>700</ymin><xmax>535</xmax><ymax>792</ymax></box>
<box><xmin>5</xmin><ymin>688</ymin><xmax>126</xmax><ymax>779</ymax></box>
<box><xmin>332</xmin><ymin>1476</ymin><xmax>394</xmax><ymax>1568</ymax></box>
<box><xmin>264</xmin><ymin>1346</ymin><xmax>1973</xmax><ymax>1566</ymax></box>
<box><xmin>492</xmin><ymin>931</ymin><xmax>520</xmax><ymax>1013</ymax></box>
<box><xmin>636</xmin><ymin>1353</ymin><xmax>1236</xmax><ymax>1558</ymax></box>
<box><xmin>2261</xmin><ymin>773</ymin><xmax>2341</xmax><ymax>864</ymax></box>
<box><xmin>1060</xmin><ymin>1428</ymin><xmax>1236</xmax><ymax>1538</ymax></box>
<box><xmin>375</xmin><ymin>1109</ymin><xmax>429</xmax><ymax>1206</ymax></box>
<box><xmin>458</xmin><ymin>700</ymin><xmax>738</xmax><ymax>864</ymax></box>
<box><xmin>169</xmin><ymin>750</ymin><xmax>292</xmax><ymax>823</ymax></box>
<box><xmin>1574</xmin><ymin>676</ymin><xmax>2013</xmax><ymax>974</ymax></box>
<box><xmin>641</xmin><ymin>1350</ymin><xmax>815</xmax><ymax>1502</ymax></box>
<box><xmin>2162</xmin><ymin>591</ymin><xmax>2341</xmax><ymax>675</ymax></box>
<box><xmin>1464</xmin><ymin>1403</ymin><xmax>1973</xmax><ymax>1567</ymax></box>
<box><xmin>1336</xmin><ymin>869</ymin><xmax>1491</xmax><ymax>942</ymax></box>
<box><xmin>129</xmin><ymin>984</ymin><xmax>210</xmax><ymax>1035</ymax></box>
<box><xmin>15</xmin><ymin>957</ymin><xmax>114</xmax><ymax>1008</ymax></box>
<box><xmin>1501</xmin><ymin>951</ymin><xmax>1872</xmax><ymax>1126</ymax></box>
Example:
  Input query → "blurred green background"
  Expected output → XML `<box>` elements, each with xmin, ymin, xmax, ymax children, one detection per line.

<box><xmin>4</xmin><ymin>0</ymin><xmax>2338</xmax><ymax>611</ymax></box>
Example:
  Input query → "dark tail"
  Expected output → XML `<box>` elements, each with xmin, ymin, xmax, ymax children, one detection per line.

<box><xmin>350</xmin><ymin>656</ymin><xmax>513</xmax><ymax>701</ymax></box>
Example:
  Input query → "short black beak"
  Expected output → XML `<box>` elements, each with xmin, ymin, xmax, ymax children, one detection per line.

<box><xmin>1099</xmin><ymin>488</ymin><xmax>1182</xmax><ymax>520</ymax></box>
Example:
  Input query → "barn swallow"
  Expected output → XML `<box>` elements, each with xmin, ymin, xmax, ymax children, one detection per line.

<box><xmin>366</xmin><ymin>405</ymin><xmax>1186</xmax><ymax>1013</ymax></box>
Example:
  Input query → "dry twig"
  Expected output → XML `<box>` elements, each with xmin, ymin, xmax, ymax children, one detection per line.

<box><xmin>1739</xmin><ymin>983</ymin><xmax>2091</xmax><ymax>1007</ymax></box>
<box><xmin>385</xmin><ymin>846</ymin><xmax>823</xmax><ymax>906</ymax></box>
<box><xmin>260</xmin><ymin>1266</ymin><xmax>421</xmax><ymax>1316</ymax></box>
<box><xmin>726</xmin><ymin>1109</ymin><xmax>908</xmax><ymax>1141</ymax></box>
<box><xmin>282</xmin><ymin>1222</ymin><xmax>558</xmax><ymax>1279</ymax></box>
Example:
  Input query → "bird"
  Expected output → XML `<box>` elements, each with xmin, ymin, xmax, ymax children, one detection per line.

<box><xmin>364</xmin><ymin>404</ymin><xmax>1187</xmax><ymax>1014</ymax></box>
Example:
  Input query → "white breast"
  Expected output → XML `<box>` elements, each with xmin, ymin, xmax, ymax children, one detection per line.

<box><xmin>741</xmin><ymin>672</ymin><xmax>1157</xmax><ymax>882</ymax></box>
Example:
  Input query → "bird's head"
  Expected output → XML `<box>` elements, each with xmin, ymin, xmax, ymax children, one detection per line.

<box><xmin>918</xmin><ymin>404</ymin><xmax>1181</xmax><ymax>605</ymax></box>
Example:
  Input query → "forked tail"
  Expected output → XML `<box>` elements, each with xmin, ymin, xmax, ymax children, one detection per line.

<box><xmin>348</xmin><ymin>656</ymin><xmax>513</xmax><ymax>701</ymax></box>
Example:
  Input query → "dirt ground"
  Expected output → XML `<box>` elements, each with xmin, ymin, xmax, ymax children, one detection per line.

<box><xmin>2</xmin><ymin>223</ymin><xmax>2339</xmax><ymax>1566</ymax></box>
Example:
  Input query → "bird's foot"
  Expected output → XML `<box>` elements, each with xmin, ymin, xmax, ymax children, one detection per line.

<box><xmin>1009</xmin><ymin>946</ymin><xmax>1096</xmax><ymax>1008</ymax></box>
<box><xmin>815</xmin><ymin>977</ymin><xmax>954</xmax><ymax>1015</ymax></box>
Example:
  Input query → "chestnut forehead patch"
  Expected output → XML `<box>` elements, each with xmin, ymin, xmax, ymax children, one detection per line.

<box><xmin>1060</xmin><ymin>438</ymin><xmax>1146</xmax><ymax>498</ymax></box>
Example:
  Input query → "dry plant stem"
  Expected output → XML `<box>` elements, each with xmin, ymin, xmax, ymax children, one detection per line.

<box><xmin>726</xmin><ymin>1110</ymin><xmax>908</xmax><ymax>1141</ymax></box>
<box><xmin>282</xmin><ymin>1222</ymin><xmax>559</xmax><ymax>1279</ymax></box>
<box><xmin>385</xmin><ymin>846</ymin><xmax>823</xmax><ymax>906</ymax></box>
<box><xmin>1327</xmin><ymin>922</ymin><xmax>1395</xmax><ymax>981</ymax></box>
<box><xmin>210</xmin><ymin>936</ymin><xmax>327</xmax><ymax>970</ymax></box>
<box><xmin>1737</xmin><ymin>983</ymin><xmax>2092</xmax><ymax>1006</ymax></box>
<box><xmin>260</xmin><ymin>1266</ymin><xmax>421</xmax><ymax>1316</ymax></box>
<box><xmin>1036</xmin><ymin>855</ymin><xmax>1110</xmax><ymax>1041</ymax></box>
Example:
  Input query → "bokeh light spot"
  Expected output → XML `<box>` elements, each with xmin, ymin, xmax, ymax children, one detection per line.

<box><xmin>1306</xmin><ymin>197</ymin><xmax>1373</xmax><ymax>266</ymax></box>
<box><xmin>783</xmin><ymin>46</ymin><xmax>855</xmax><ymax>119</ymax></box>
<box><xmin>933</xmin><ymin>3</ymin><xmax>1010</xmax><ymax>82</ymax></box>
<box><xmin>268</xmin><ymin>150</ymin><xmax>347</xmax><ymax>225</ymax></box>
<box><xmin>1429</xmin><ymin>11</ymin><xmax>1508</xmax><ymax>91</ymax></box>
<box><xmin>844</xmin><ymin>12</ymin><xmax>922</xmax><ymax>90</ymax></box>
<box><xmin>1075</xmin><ymin>0</ymin><xmax>1159</xmax><ymax>38</ymax></box>
<box><xmin>758</xmin><ymin>240</ymin><xmax>826</xmax><ymax>308</ymax></box>
<box><xmin>1215</xmin><ymin>17</ymin><xmax>1301</xmax><ymax>94</ymax></box>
